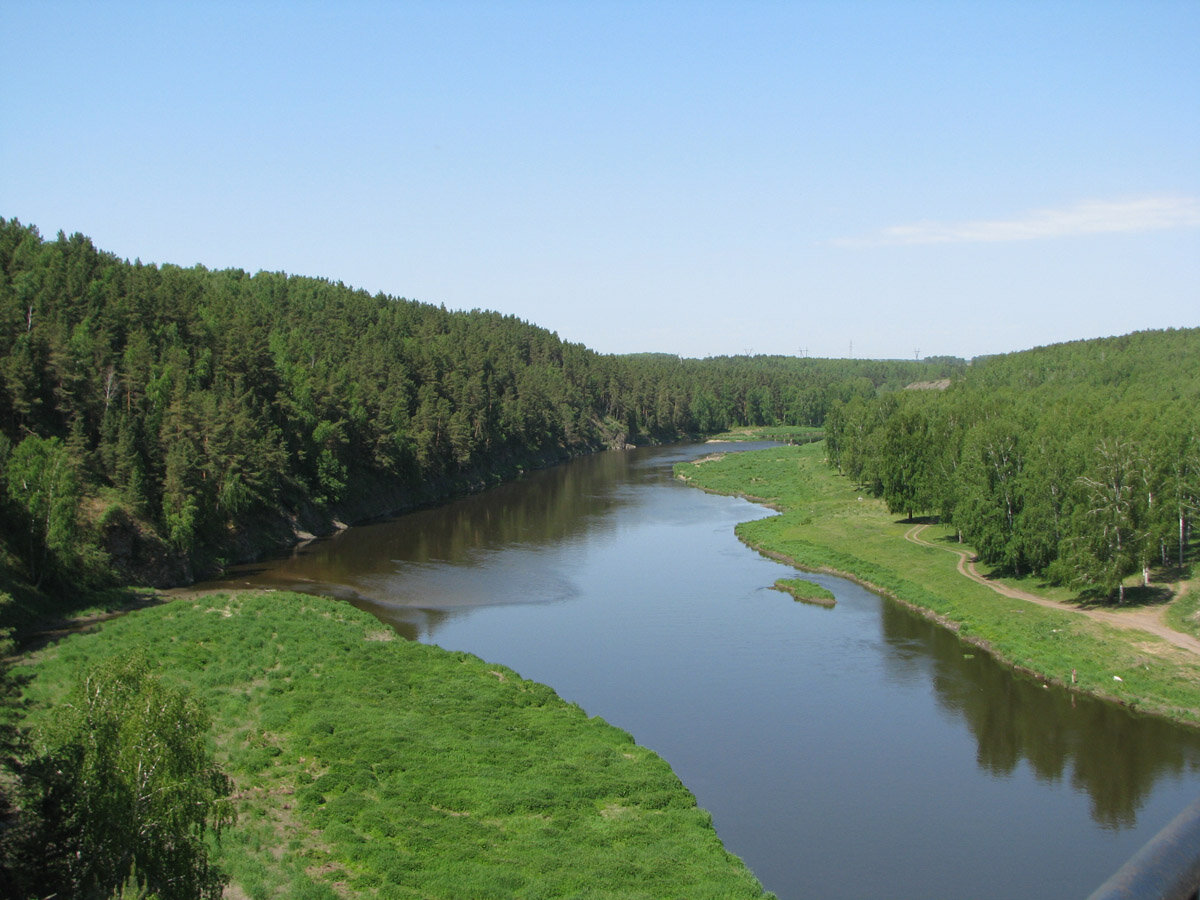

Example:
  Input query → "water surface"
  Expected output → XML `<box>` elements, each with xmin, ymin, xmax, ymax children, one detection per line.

<box><xmin>207</xmin><ymin>443</ymin><xmax>1200</xmax><ymax>899</ymax></box>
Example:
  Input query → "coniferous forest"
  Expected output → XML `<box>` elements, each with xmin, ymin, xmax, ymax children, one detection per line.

<box><xmin>0</xmin><ymin>219</ymin><xmax>956</xmax><ymax>599</ymax></box>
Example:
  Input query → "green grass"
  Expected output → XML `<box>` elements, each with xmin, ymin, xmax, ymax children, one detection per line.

<box><xmin>677</xmin><ymin>443</ymin><xmax>1200</xmax><ymax>727</ymax></box>
<box><xmin>772</xmin><ymin>578</ymin><xmax>836</xmax><ymax>606</ymax></box>
<box><xmin>1167</xmin><ymin>583</ymin><xmax>1200</xmax><ymax>642</ymax></box>
<box><xmin>17</xmin><ymin>591</ymin><xmax>771</xmax><ymax>899</ymax></box>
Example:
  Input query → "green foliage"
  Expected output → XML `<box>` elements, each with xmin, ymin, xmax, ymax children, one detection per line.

<box><xmin>3</xmin><ymin>434</ymin><xmax>82</xmax><ymax>586</ymax></box>
<box><xmin>955</xmin><ymin>419</ymin><xmax>1028</xmax><ymax>573</ymax></box>
<box><xmin>820</xmin><ymin>329</ymin><xmax>1200</xmax><ymax>601</ymax></box>
<box><xmin>0</xmin><ymin>217</ymin><xmax>960</xmax><ymax>593</ymax></box>
<box><xmin>107</xmin><ymin>865</ymin><xmax>162</xmax><ymax>900</ymax></box>
<box><xmin>1052</xmin><ymin>438</ymin><xmax>1154</xmax><ymax>601</ymax></box>
<box><xmin>20</xmin><ymin>593</ymin><xmax>772</xmax><ymax>898</ymax></box>
<box><xmin>12</xmin><ymin>653</ymin><xmax>234</xmax><ymax>900</ymax></box>
<box><xmin>877</xmin><ymin>403</ymin><xmax>933</xmax><ymax>521</ymax></box>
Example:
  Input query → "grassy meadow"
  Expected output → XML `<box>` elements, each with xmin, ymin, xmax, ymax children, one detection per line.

<box><xmin>676</xmin><ymin>442</ymin><xmax>1200</xmax><ymax>727</ymax></box>
<box><xmin>18</xmin><ymin>592</ymin><xmax>771</xmax><ymax>899</ymax></box>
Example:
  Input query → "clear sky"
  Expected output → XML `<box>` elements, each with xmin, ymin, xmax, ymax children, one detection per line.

<box><xmin>4</xmin><ymin>1</ymin><xmax>1198</xmax><ymax>361</ymax></box>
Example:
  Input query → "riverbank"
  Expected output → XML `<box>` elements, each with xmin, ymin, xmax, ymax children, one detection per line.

<box><xmin>0</xmin><ymin>437</ymin><xmax>683</xmax><ymax>646</ymax></box>
<box><xmin>675</xmin><ymin>442</ymin><xmax>1200</xmax><ymax>727</ymax></box>
<box><xmin>16</xmin><ymin>590</ymin><xmax>773</xmax><ymax>899</ymax></box>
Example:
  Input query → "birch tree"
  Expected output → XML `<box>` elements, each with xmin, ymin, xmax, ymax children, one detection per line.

<box><xmin>14</xmin><ymin>654</ymin><xmax>234</xmax><ymax>899</ymax></box>
<box><xmin>1060</xmin><ymin>438</ymin><xmax>1151</xmax><ymax>603</ymax></box>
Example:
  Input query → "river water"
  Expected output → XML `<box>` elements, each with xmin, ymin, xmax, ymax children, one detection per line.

<box><xmin>205</xmin><ymin>443</ymin><xmax>1200</xmax><ymax>899</ymax></box>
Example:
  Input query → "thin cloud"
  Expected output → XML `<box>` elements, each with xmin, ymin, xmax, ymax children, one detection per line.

<box><xmin>834</xmin><ymin>195</ymin><xmax>1200</xmax><ymax>247</ymax></box>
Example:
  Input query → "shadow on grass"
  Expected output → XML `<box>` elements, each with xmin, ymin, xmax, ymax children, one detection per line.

<box><xmin>1</xmin><ymin>578</ymin><xmax>165</xmax><ymax>653</ymax></box>
<box><xmin>12</xmin><ymin>590</ymin><xmax>172</xmax><ymax>655</ymax></box>
<box><xmin>1075</xmin><ymin>584</ymin><xmax>1175</xmax><ymax>611</ymax></box>
<box><xmin>900</xmin><ymin>514</ymin><xmax>939</xmax><ymax>526</ymax></box>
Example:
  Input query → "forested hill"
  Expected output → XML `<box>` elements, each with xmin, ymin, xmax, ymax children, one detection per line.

<box><xmin>0</xmin><ymin>219</ymin><xmax>955</xmax><ymax>595</ymax></box>
<box><xmin>826</xmin><ymin>327</ymin><xmax>1200</xmax><ymax>602</ymax></box>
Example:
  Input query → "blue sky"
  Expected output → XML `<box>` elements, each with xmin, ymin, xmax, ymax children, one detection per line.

<box><xmin>4</xmin><ymin>1</ymin><xmax>1197</xmax><ymax>360</ymax></box>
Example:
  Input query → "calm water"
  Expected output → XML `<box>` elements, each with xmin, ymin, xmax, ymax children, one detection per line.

<box><xmin>205</xmin><ymin>443</ymin><xmax>1200</xmax><ymax>899</ymax></box>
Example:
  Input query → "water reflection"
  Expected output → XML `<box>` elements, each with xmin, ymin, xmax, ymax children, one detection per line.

<box><xmin>206</xmin><ymin>448</ymin><xmax>642</xmax><ymax>607</ymax></box>
<box><xmin>879</xmin><ymin>600</ymin><xmax>1200</xmax><ymax>829</ymax></box>
<box><xmin>196</xmin><ymin>442</ymin><xmax>1200</xmax><ymax>898</ymax></box>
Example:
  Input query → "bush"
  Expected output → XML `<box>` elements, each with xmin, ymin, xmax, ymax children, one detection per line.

<box><xmin>10</xmin><ymin>653</ymin><xmax>234</xmax><ymax>899</ymax></box>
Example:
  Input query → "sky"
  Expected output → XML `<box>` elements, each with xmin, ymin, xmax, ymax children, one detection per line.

<box><xmin>3</xmin><ymin>1</ymin><xmax>1198</xmax><ymax>361</ymax></box>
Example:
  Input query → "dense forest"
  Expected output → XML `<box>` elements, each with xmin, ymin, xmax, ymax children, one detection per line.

<box><xmin>1</xmin><ymin>219</ymin><xmax>1195</xmax><ymax>898</ymax></box>
<box><xmin>0</xmin><ymin>218</ymin><xmax>958</xmax><ymax>597</ymax></box>
<box><xmin>825</xmin><ymin>328</ymin><xmax>1200</xmax><ymax>602</ymax></box>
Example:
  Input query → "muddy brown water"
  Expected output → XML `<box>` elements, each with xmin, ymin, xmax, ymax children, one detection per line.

<box><xmin>198</xmin><ymin>443</ymin><xmax>1200</xmax><ymax>899</ymax></box>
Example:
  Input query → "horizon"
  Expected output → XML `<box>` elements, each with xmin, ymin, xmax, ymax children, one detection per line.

<box><xmin>3</xmin><ymin>2</ymin><xmax>1197</xmax><ymax>361</ymax></box>
<box><xmin>6</xmin><ymin>210</ymin><xmax>1190</xmax><ymax>366</ymax></box>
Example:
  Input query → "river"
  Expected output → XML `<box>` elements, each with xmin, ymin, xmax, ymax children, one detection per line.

<box><xmin>202</xmin><ymin>442</ymin><xmax>1200</xmax><ymax>899</ymax></box>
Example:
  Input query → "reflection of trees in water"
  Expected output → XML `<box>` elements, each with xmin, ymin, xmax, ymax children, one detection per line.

<box><xmin>879</xmin><ymin>601</ymin><xmax>1200</xmax><ymax>829</ymax></box>
<box><xmin>220</xmin><ymin>449</ymin><xmax>639</xmax><ymax>588</ymax></box>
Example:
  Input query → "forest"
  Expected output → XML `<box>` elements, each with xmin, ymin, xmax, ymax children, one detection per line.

<box><xmin>0</xmin><ymin>218</ymin><xmax>957</xmax><ymax>602</ymax></box>
<box><xmin>0</xmin><ymin>219</ymin><xmax>959</xmax><ymax>896</ymax></box>
<box><xmin>1</xmin><ymin>218</ymin><xmax>1197</xmax><ymax>898</ymax></box>
<box><xmin>824</xmin><ymin>327</ymin><xmax>1200</xmax><ymax>602</ymax></box>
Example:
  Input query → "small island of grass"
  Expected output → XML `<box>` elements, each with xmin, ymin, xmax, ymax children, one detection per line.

<box><xmin>772</xmin><ymin>577</ymin><xmax>836</xmax><ymax>607</ymax></box>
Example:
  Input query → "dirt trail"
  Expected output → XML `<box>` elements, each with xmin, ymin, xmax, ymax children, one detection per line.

<box><xmin>904</xmin><ymin>523</ymin><xmax>1200</xmax><ymax>657</ymax></box>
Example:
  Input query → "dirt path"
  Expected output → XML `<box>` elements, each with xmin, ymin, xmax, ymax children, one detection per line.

<box><xmin>904</xmin><ymin>523</ymin><xmax>1200</xmax><ymax>657</ymax></box>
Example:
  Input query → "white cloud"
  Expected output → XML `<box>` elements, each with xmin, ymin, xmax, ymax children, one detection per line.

<box><xmin>834</xmin><ymin>195</ymin><xmax>1200</xmax><ymax>247</ymax></box>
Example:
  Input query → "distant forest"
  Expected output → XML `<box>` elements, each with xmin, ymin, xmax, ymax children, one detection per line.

<box><xmin>825</xmin><ymin>328</ymin><xmax>1200</xmax><ymax>601</ymax></box>
<box><xmin>0</xmin><ymin>219</ymin><xmax>957</xmax><ymax>593</ymax></box>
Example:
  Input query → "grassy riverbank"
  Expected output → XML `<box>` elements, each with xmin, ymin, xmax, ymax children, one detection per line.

<box><xmin>676</xmin><ymin>442</ymin><xmax>1200</xmax><ymax>727</ymax></box>
<box><xmin>18</xmin><ymin>592</ymin><xmax>771</xmax><ymax>899</ymax></box>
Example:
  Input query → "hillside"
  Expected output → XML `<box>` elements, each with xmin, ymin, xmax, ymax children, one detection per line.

<box><xmin>0</xmin><ymin>218</ymin><xmax>955</xmax><ymax>611</ymax></box>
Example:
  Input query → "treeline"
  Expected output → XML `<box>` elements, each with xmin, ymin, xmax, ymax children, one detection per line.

<box><xmin>0</xmin><ymin>218</ymin><xmax>957</xmax><ymax>593</ymax></box>
<box><xmin>825</xmin><ymin>328</ymin><xmax>1200</xmax><ymax>602</ymax></box>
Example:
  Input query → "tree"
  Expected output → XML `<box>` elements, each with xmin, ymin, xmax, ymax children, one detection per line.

<box><xmin>878</xmin><ymin>404</ymin><xmax>934</xmax><ymax>521</ymax></box>
<box><xmin>1056</xmin><ymin>438</ymin><xmax>1151</xmax><ymax>603</ymax></box>
<box><xmin>11</xmin><ymin>654</ymin><xmax>234</xmax><ymax>899</ymax></box>
<box><xmin>3</xmin><ymin>434</ymin><xmax>81</xmax><ymax>587</ymax></box>
<box><xmin>1014</xmin><ymin>421</ymin><xmax>1077</xmax><ymax>573</ymax></box>
<box><xmin>838</xmin><ymin>394</ymin><xmax>894</xmax><ymax>490</ymax></box>
<box><xmin>955</xmin><ymin>419</ymin><xmax>1027</xmax><ymax>573</ymax></box>
<box><xmin>823</xmin><ymin>401</ymin><xmax>845</xmax><ymax>472</ymax></box>
<box><xmin>1150</xmin><ymin>424</ymin><xmax>1200</xmax><ymax>569</ymax></box>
